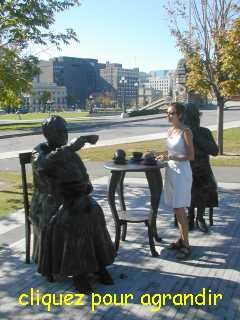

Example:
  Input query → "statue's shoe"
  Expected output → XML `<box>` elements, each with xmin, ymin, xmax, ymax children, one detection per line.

<box><xmin>196</xmin><ymin>218</ymin><xmax>209</xmax><ymax>233</ymax></box>
<box><xmin>96</xmin><ymin>268</ymin><xmax>114</xmax><ymax>285</ymax></box>
<box><xmin>47</xmin><ymin>275</ymin><xmax>55</xmax><ymax>283</ymax></box>
<box><xmin>73</xmin><ymin>275</ymin><xmax>93</xmax><ymax>294</ymax></box>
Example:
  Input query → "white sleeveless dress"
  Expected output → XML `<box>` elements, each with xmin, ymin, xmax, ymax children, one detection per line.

<box><xmin>162</xmin><ymin>129</ymin><xmax>192</xmax><ymax>209</ymax></box>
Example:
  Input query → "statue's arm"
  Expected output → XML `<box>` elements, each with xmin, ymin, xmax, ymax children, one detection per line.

<box><xmin>31</xmin><ymin>144</ymin><xmax>51</xmax><ymax>171</ymax></box>
<box><xmin>32</xmin><ymin>144</ymin><xmax>66</xmax><ymax>172</ymax></box>
<box><xmin>193</xmin><ymin>128</ymin><xmax>219</xmax><ymax>156</ymax></box>
<box><xmin>32</xmin><ymin>135</ymin><xmax>99</xmax><ymax>172</ymax></box>
<box><xmin>68</xmin><ymin>135</ymin><xmax>99</xmax><ymax>152</ymax></box>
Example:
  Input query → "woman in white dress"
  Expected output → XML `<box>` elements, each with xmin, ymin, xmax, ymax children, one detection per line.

<box><xmin>157</xmin><ymin>102</ymin><xmax>194</xmax><ymax>259</ymax></box>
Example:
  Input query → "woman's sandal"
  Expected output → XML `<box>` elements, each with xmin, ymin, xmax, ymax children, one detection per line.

<box><xmin>176</xmin><ymin>246</ymin><xmax>191</xmax><ymax>260</ymax></box>
<box><xmin>168</xmin><ymin>238</ymin><xmax>184</xmax><ymax>250</ymax></box>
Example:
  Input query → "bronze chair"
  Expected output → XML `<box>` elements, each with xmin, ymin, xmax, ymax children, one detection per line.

<box><xmin>19</xmin><ymin>151</ymin><xmax>32</xmax><ymax>264</ymax></box>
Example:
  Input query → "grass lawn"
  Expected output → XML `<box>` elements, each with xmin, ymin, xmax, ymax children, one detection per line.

<box><xmin>0</xmin><ymin>111</ymin><xmax>89</xmax><ymax>121</ymax></box>
<box><xmin>212</xmin><ymin>128</ymin><xmax>240</xmax><ymax>153</ymax></box>
<box><xmin>0</xmin><ymin>120</ymin><xmax>88</xmax><ymax>131</ymax></box>
<box><xmin>0</xmin><ymin>123</ymin><xmax>41</xmax><ymax>131</ymax></box>
<box><xmin>0</xmin><ymin>112</ymin><xmax>90</xmax><ymax>131</ymax></box>
<box><xmin>80</xmin><ymin>140</ymin><xmax>166</xmax><ymax>162</ymax></box>
<box><xmin>0</xmin><ymin>127</ymin><xmax>239</xmax><ymax>218</ymax></box>
<box><xmin>0</xmin><ymin>171</ymin><xmax>32</xmax><ymax>218</ymax></box>
<box><xmin>80</xmin><ymin>127</ymin><xmax>240</xmax><ymax>166</ymax></box>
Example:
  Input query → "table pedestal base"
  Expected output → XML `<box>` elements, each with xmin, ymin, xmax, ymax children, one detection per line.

<box><xmin>107</xmin><ymin>167</ymin><xmax>163</xmax><ymax>257</ymax></box>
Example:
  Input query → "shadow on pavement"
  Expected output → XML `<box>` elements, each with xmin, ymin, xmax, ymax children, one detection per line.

<box><xmin>0</xmin><ymin>182</ymin><xmax>239</xmax><ymax>319</ymax></box>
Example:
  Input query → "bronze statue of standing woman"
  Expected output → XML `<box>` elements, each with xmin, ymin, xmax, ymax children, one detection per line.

<box><xmin>30</xmin><ymin>115</ymin><xmax>115</xmax><ymax>293</ymax></box>
<box><xmin>184</xmin><ymin>103</ymin><xmax>219</xmax><ymax>233</ymax></box>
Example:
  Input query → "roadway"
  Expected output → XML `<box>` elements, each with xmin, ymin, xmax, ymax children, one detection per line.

<box><xmin>0</xmin><ymin>107</ymin><xmax>239</xmax><ymax>153</ymax></box>
<box><xmin>0</xmin><ymin>107</ymin><xmax>239</xmax><ymax>171</ymax></box>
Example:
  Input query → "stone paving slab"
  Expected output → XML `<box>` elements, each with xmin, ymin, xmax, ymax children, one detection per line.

<box><xmin>0</xmin><ymin>211</ymin><xmax>24</xmax><ymax>236</ymax></box>
<box><xmin>0</xmin><ymin>177</ymin><xmax>240</xmax><ymax>320</ymax></box>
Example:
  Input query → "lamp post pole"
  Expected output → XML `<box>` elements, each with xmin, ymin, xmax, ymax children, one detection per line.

<box><xmin>89</xmin><ymin>95</ymin><xmax>94</xmax><ymax>114</ymax></box>
<box><xmin>134</xmin><ymin>81</ymin><xmax>139</xmax><ymax>109</ymax></box>
<box><xmin>119</xmin><ymin>76</ymin><xmax>128</xmax><ymax>118</ymax></box>
<box><xmin>46</xmin><ymin>99</ymin><xmax>54</xmax><ymax>115</ymax></box>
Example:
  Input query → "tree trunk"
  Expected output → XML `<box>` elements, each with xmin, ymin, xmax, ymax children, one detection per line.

<box><xmin>216</xmin><ymin>97</ymin><xmax>225</xmax><ymax>155</ymax></box>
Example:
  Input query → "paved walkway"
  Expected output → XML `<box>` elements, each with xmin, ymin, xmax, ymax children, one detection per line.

<box><xmin>0</xmin><ymin>176</ymin><xmax>239</xmax><ymax>319</ymax></box>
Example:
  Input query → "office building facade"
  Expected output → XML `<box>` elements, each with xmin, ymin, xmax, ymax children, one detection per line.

<box><xmin>26</xmin><ymin>82</ymin><xmax>67</xmax><ymax>111</ymax></box>
<box><xmin>100</xmin><ymin>62</ymin><xmax>139</xmax><ymax>107</ymax></box>
<box><xmin>148</xmin><ymin>70</ymin><xmax>175</xmax><ymax>97</ymax></box>
<box><xmin>38</xmin><ymin>57</ymin><xmax>100</xmax><ymax>106</ymax></box>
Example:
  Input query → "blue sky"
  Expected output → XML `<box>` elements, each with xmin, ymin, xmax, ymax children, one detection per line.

<box><xmin>32</xmin><ymin>0</ymin><xmax>182</xmax><ymax>72</ymax></box>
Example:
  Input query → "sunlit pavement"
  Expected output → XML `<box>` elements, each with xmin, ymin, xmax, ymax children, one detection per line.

<box><xmin>0</xmin><ymin>176</ymin><xmax>239</xmax><ymax>320</ymax></box>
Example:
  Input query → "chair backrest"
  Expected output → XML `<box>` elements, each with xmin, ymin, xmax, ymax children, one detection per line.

<box><xmin>19</xmin><ymin>152</ymin><xmax>32</xmax><ymax>220</ymax></box>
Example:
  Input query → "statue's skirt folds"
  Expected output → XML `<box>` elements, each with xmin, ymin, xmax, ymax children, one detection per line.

<box><xmin>35</xmin><ymin>196</ymin><xmax>116</xmax><ymax>278</ymax></box>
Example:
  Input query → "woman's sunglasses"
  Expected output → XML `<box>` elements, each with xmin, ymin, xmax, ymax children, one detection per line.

<box><xmin>167</xmin><ymin>111</ymin><xmax>177</xmax><ymax>116</ymax></box>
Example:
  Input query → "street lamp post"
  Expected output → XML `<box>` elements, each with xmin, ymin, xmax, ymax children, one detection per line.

<box><xmin>134</xmin><ymin>81</ymin><xmax>139</xmax><ymax>109</ymax></box>
<box><xmin>46</xmin><ymin>99</ymin><xmax>54</xmax><ymax>115</ymax></box>
<box><xmin>23</xmin><ymin>94</ymin><xmax>31</xmax><ymax>111</ymax></box>
<box><xmin>88</xmin><ymin>95</ymin><xmax>94</xmax><ymax>114</ymax></box>
<box><xmin>119</xmin><ymin>76</ymin><xmax>128</xmax><ymax>118</ymax></box>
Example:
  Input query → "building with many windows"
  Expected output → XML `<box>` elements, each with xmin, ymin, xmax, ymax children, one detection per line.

<box><xmin>27</xmin><ymin>82</ymin><xmax>67</xmax><ymax>111</ymax></box>
<box><xmin>37</xmin><ymin>57</ymin><xmax>100</xmax><ymax>106</ymax></box>
<box><xmin>148</xmin><ymin>70</ymin><xmax>175</xmax><ymax>97</ymax></box>
<box><xmin>99</xmin><ymin>62</ymin><xmax>139</xmax><ymax>107</ymax></box>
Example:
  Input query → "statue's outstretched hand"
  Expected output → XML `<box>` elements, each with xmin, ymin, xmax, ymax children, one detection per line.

<box><xmin>85</xmin><ymin>135</ymin><xmax>99</xmax><ymax>145</ymax></box>
<box><xmin>69</xmin><ymin>135</ymin><xmax>99</xmax><ymax>151</ymax></box>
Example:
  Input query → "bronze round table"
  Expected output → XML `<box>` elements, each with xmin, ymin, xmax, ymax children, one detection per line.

<box><xmin>104</xmin><ymin>160</ymin><xmax>166</xmax><ymax>257</ymax></box>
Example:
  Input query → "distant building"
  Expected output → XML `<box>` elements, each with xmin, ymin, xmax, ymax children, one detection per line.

<box><xmin>149</xmin><ymin>77</ymin><xmax>171</xmax><ymax>96</ymax></box>
<box><xmin>139</xmin><ymin>72</ymin><xmax>149</xmax><ymax>85</ymax></box>
<box><xmin>27</xmin><ymin>82</ymin><xmax>67</xmax><ymax>111</ymax></box>
<box><xmin>174</xmin><ymin>59</ymin><xmax>187</xmax><ymax>102</ymax></box>
<box><xmin>99</xmin><ymin>62</ymin><xmax>139</xmax><ymax>107</ymax></box>
<box><xmin>37</xmin><ymin>57</ymin><xmax>100</xmax><ymax>106</ymax></box>
<box><xmin>174</xmin><ymin>58</ymin><xmax>207</xmax><ymax>106</ymax></box>
<box><xmin>138</xmin><ymin>86</ymin><xmax>157</xmax><ymax>106</ymax></box>
<box><xmin>148</xmin><ymin>69</ymin><xmax>175</xmax><ymax>97</ymax></box>
<box><xmin>149</xmin><ymin>70</ymin><xmax>170</xmax><ymax>77</ymax></box>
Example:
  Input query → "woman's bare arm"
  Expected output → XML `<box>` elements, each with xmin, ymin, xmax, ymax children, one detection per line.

<box><xmin>171</xmin><ymin>128</ymin><xmax>194</xmax><ymax>161</ymax></box>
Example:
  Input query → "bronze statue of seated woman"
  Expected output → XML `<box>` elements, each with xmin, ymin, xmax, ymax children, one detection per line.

<box><xmin>30</xmin><ymin>115</ymin><xmax>116</xmax><ymax>293</ymax></box>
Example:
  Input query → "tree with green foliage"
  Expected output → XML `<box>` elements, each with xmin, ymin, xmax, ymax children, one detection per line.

<box><xmin>0</xmin><ymin>0</ymin><xmax>79</xmax><ymax>110</ymax></box>
<box><xmin>165</xmin><ymin>0</ymin><xmax>240</xmax><ymax>154</ymax></box>
<box><xmin>39</xmin><ymin>91</ymin><xmax>52</xmax><ymax>112</ymax></box>
<box><xmin>95</xmin><ymin>95</ymin><xmax>113</xmax><ymax>108</ymax></box>
<box><xmin>0</xmin><ymin>48</ymin><xmax>39</xmax><ymax>109</ymax></box>
<box><xmin>0</xmin><ymin>87</ymin><xmax>22</xmax><ymax>111</ymax></box>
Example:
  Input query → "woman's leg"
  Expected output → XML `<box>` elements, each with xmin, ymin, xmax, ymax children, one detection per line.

<box><xmin>174</xmin><ymin>207</ymin><xmax>191</xmax><ymax>259</ymax></box>
<box><xmin>174</xmin><ymin>207</ymin><xmax>190</xmax><ymax>247</ymax></box>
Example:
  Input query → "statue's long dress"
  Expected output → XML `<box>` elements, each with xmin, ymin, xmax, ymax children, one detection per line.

<box><xmin>31</xmin><ymin>143</ymin><xmax>62</xmax><ymax>270</ymax></box>
<box><xmin>31</xmin><ymin>145</ymin><xmax>115</xmax><ymax>278</ymax></box>
<box><xmin>190</xmin><ymin>127</ymin><xmax>218</xmax><ymax>208</ymax></box>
